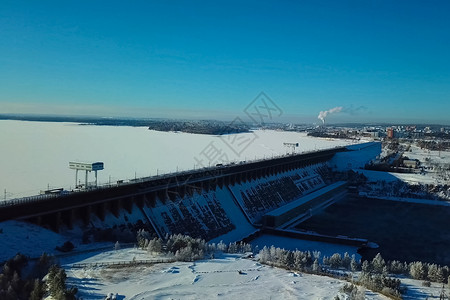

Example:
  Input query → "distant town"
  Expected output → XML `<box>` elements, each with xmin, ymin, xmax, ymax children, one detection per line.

<box><xmin>1</xmin><ymin>113</ymin><xmax>449</xmax><ymax>139</ymax></box>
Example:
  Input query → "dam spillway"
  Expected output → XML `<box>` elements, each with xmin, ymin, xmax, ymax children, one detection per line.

<box><xmin>0</xmin><ymin>142</ymin><xmax>381</xmax><ymax>243</ymax></box>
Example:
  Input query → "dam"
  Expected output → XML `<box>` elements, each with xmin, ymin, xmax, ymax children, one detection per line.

<box><xmin>0</xmin><ymin>142</ymin><xmax>381</xmax><ymax>245</ymax></box>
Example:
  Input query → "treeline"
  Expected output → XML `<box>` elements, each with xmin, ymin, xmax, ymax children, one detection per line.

<box><xmin>362</xmin><ymin>179</ymin><xmax>450</xmax><ymax>201</ymax></box>
<box><xmin>0</xmin><ymin>253</ymin><xmax>77</xmax><ymax>300</ymax></box>
<box><xmin>258</xmin><ymin>246</ymin><xmax>356</xmax><ymax>276</ymax></box>
<box><xmin>307</xmin><ymin>131</ymin><xmax>352</xmax><ymax>139</ymax></box>
<box><xmin>136</xmin><ymin>231</ymin><xmax>252</xmax><ymax>262</ymax></box>
<box><xmin>257</xmin><ymin>247</ymin><xmax>450</xmax><ymax>299</ymax></box>
<box><xmin>147</xmin><ymin>120</ymin><xmax>250</xmax><ymax>135</ymax></box>
<box><xmin>417</xmin><ymin>140</ymin><xmax>450</xmax><ymax>151</ymax></box>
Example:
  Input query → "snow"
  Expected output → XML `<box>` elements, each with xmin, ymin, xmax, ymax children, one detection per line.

<box><xmin>208</xmin><ymin>188</ymin><xmax>258</xmax><ymax>244</ymax></box>
<box><xmin>0</xmin><ymin>120</ymin><xmax>356</xmax><ymax>199</ymax></box>
<box><xmin>330</xmin><ymin>142</ymin><xmax>381</xmax><ymax>171</ymax></box>
<box><xmin>355</xmin><ymin>169</ymin><xmax>445</xmax><ymax>185</ymax></box>
<box><xmin>64</xmin><ymin>249</ymin><xmax>388</xmax><ymax>300</ymax></box>
<box><xmin>407</xmin><ymin>144</ymin><xmax>450</xmax><ymax>166</ymax></box>
<box><xmin>399</xmin><ymin>277</ymin><xmax>449</xmax><ymax>300</ymax></box>
<box><xmin>0</xmin><ymin>220</ymin><xmax>67</xmax><ymax>262</ymax></box>
<box><xmin>0</xmin><ymin>220</ymin><xmax>114</xmax><ymax>262</ymax></box>
<box><xmin>0</xmin><ymin>220</ymin><xmax>440</xmax><ymax>299</ymax></box>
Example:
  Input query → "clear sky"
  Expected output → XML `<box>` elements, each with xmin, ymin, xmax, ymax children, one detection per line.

<box><xmin>1</xmin><ymin>0</ymin><xmax>450</xmax><ymax>124</ymax></box>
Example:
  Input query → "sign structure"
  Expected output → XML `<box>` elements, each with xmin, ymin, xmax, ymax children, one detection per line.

<box><xmin>69</xmin><ymin>162</ymin><xmax>104</xmax><ymax>188</ymax></box>
<box><xmin>69</xmin><ymin>162</ymin><xmax>104</xmax><ymax>171</ymax></box>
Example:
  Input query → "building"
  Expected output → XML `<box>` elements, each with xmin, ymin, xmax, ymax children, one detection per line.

<box><xmin>386</xmin><ymin>127</ymin><xmax>394</xmax><ymax>139</ymax></box>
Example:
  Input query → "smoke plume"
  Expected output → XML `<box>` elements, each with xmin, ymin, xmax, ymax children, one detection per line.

<box><xmin>317</xmin><ymin>107</ymin><xmax>343</xmax><ymax>124</ymax></box>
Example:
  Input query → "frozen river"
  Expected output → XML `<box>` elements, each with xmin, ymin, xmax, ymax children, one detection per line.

<box><xmin>0</xmin><ymin>120</ymin><xmax>356</xmax><ymax>199</ymax></box>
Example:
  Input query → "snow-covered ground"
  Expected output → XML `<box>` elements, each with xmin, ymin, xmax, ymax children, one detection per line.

<box><xmin>0</xmin><ymin>220</ymin><xmax>68</xmax><ymax>262</ymax></box>
<box><xmin>0</xmin><ymin>220</ymin><xmax>115</xmax><ymax>262</ymax></box>
<box><xmin>355</xmin><ymin>169</ymin><xmax>441</xmax><ymax>185</ymax></box>
<box><xmin>63</xmin><ymin>248</ymin><xmax>449</xmax><ymax>300</ymax></box>
<box><xmin>1</xmin><ymin>220</ymin><xmax>445</xmax><ymax>299</ymax></box>
<box><xmin>406</xmin><ymin>144</ymin><xmax>450</xmax><ymax>184</ymax></box>
<box><xmin>407</xmin><ymin>144</ymin><xmax>450</xmax><ymax>167</ymax></box>
<box><xmin>64</xmin><ymin>249</ymin><xmax>388</xmax><ymax>300</ymax></box>
<box><xmin>0</xmin><ymin>120</ymin><xmax>358</xmax><ymax>199</ymax></box>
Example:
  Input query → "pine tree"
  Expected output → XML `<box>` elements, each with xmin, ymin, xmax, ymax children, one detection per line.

<box><xmin>372</xmin><ymin>253</ymin><xmax>386</xmax><ymax>274</ymax></box>
<box><xmin>47</xmin><ymin>265</ymin><xmax>67</xmax><ymax>299</ymax></box>
<box><xmin>312</xmin><ymin>259</ymin><xmax>320</xmax><ymax>273</ymax></box>
<box><xmin>285</xmin><ymin>251</ymin><xmax>294</xmax><ymax>269</ymax></box>
<box><xmin>259</xmin><ymin>246</ymin><xmax>270</xmax><ymax>264</ymax></box>
<box><xmin>329</xmin><ymin>253</ymin><xmax>342</xmax><ymax>269</ymax></box>
<box><xmin>313</xmin><ymin>251</ymin><xmax>321</xmax><ymax>260</ymax></box>
<box><xmin>428</xmin><ymin>264</ymin><xmax>444</xmax><ymax>283</ymax></box>
<box><xmin>147</xmin><ymin>238</ymin><xmax>162</xmax><ymax>254</ymax></box>
<box><xmin>342</xmin><ymin>252</ymin><xmax>351</xmax><ymax>270</ymax></box>
<box><xmin>410</xmin><ymin>261</ymin><xmax>426</xmax><ymax>280</ymax></box>
<box><xmin>361</xmin><ymin>260</ymin><xmax>372</xmax><ymax>274</ymax></box>
<box><xmin>350</xmin><ymin>256</ymin><xmax>359</xmax><ymax>272</ymax></box>
<box><xmin>322</xmin><ymin>255</ymin><xmax>330</xmax><ymax>267</ymax></box>
<box><xmin>228</xmin><ymin>242</ymin><xmax>237</xmax><ymax>253</ymax></box>
<box><xmin>294</xmin><ymin>251</ymin><xmax>305</xmax><ymax>271</ymax></box>
<box><xmin>29</xmin><ymin>279</ymin><xmax>44</xmax><ymax>300</ymax></box>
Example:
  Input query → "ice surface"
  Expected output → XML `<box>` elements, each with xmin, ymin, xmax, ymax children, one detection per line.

<box><xmin>0</xmin><ymin>120</ymin><xmax>356</xmax><ymax>199</ymax></box>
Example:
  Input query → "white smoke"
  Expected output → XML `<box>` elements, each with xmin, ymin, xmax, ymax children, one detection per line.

<box><xmin>318</xmin><ymin>106</ymin><xmax>343</xmax><ymax>124</ymax></box>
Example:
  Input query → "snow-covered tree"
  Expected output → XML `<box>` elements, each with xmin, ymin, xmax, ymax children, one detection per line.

<box><xmin>427</xmin><ymin>264</ymin><xmax>444</xmax><ymax>283</ymax></box>
<box><xmin>312</xmin><ymin>251</ymin><xmax>321</xmax><ymax>260</ymax></box>
<box><xmin>217</xmin><ymin>241</ymin><xmax>227</xmax><ymax>252</ymax></box>
<box><xmin>322</xmin><ymin>255</ymin><xmax>330</xmax><ymax>267</ymax></box>
<box><xmin>329</xmin><ymin>253</ymin><xmax>342</xmax><ymax>269</ymax></box>
<box><xmin>228</xmin><ymin>242</ymin><xmax>237</xmax><ymax>254</ymax></box>
<box><xmin>114</xmin><ymin>241</ymin><xmax>120</xmax><ymax>251</ymax></box>
<box><xmin>410</xmin><ymin>261</ymin><xmax>426</xmax><ymax>280</ymax></box>
<box><xmin>342</xmin><ymin>252</ymin><xmax>351</xmax><ymax>270</ymax></box>
<box><xmin>312</xmin><ymin>259</ymin><xmax>320</xmax><ymax>273</ymax></box>
<box><xmin>259</xmin><ymin>246</ymin><xmax>270</xmax><ymax>263</ymax></box>
<box><xmin>371</xmin><ymin>253</ymin><xmax>385</xmax><ymax>274</ymax></box>
<box><xmin>147</xmin><ymin>238</ymin><xmax>162</xmax><ymax>254</ymax></box>
<box><xmin>350</xmin><ymin>256</ymin><xmax>360</xmax><ymax>272</ymax></box>
<box><xmin>361</xmin><ymin>261</ymin><xmax>371</xmax><ymax>274</ymax></box>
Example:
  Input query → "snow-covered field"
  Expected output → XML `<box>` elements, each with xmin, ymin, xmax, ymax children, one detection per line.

<box><xmin>406</xmin><ymin>144</ymin><xmax>450</xmax><ymax>184</ymax></box>
<box><xmin>407</xmin><ymin>144</ymin><xmax>450</xmax><ymax>167</ymax></box>
<box><xmin>64</xmin><ymin>249</ymin><xmax>388</xmax><ymax>300</ymax></box>
<box><xmin>377</xmin><ymin>143</ymin><xmax>450</xmax><ymax>185</ymax></box>
<box><xmin>0</xmin><ymin>220</ymin><xmax>446</xmax><ymax>299</ymax></box>
<box><xmin>0</xmin><ymin>120</ymin><xmax>357</xmax><ymax>199</ymax></box>
<box><xmin>63</xmin><ymin>248</ymin><xmax>448</xmax><ymax>300</ymax></box>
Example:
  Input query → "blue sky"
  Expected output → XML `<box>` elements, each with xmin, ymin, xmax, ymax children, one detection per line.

<box><xmin>1</xmin><ymin>1</ymin><xmax>450</xmax><ymax>124</ymax></box>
